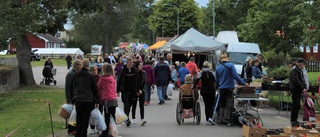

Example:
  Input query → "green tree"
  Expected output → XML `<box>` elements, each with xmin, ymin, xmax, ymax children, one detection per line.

<box><xmin>148</xmin><ymin>0</ymin><xmax>202</xmax><ymax>37</ymax></box>
<box><xmin>70</xmin><ymin>0</ymin><xmax>137</xmax><ymax>54</ymax></box>
<box><xmin>200</xmin><ymin>0</ymin><xmax>251</xmax><ymax>36</ymax></box>
<box><xmin>0</xmin><ymin>0</ymin><xmax>67</xmax><ymax>85</ymax></box>
<box><xmin>238</xmin><ymin>0</ymin><xmax>305</xmax><ymax>62</ymax></box>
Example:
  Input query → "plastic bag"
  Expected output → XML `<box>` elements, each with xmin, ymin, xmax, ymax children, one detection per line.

<box><xmin>109</xmin><ymin>116</ymin><xmax>118</xmax><ymax>137</ymax></box>
<box><xmin>90</xmin><ymin>108</ymin><xmax>106</xmax><ymax>131</ymax></box>
<box><xmin>115</xmin><ymin>107</ymin><xmax>128</xmax><ymax>124</ymax></box>
<box><xmin>68</xmin><ymin>106</ymin><xmax>76</xmax><ymax>126</ymax></box>
<box><xmin>58</xmin><ymin>104</ymin><xmax>73</xmax><ymax>119</ymax></box>
<box><xmin>166</xmin><ymin>83</ymin><xmax>174</xmax><ymax>96</ymax></box>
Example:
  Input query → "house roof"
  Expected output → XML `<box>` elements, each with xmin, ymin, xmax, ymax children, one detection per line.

<box><xmin>37</xmin><ymin>34</ymin><xmax>64</xmax><ymax>43</ymax></box>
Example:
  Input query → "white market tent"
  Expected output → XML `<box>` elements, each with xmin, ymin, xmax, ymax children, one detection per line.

<box><xmin>160</xmin><ymin>28</ymin><xmax>225</xmax><ymax>53</ymax></box>
<box><xmin>32</xmin><ymin>48</ymin><xmax>84</xmax><ymax>58</ymax></box>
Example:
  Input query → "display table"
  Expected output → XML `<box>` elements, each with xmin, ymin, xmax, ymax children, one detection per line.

<box><xmin>236</xmin><ymin>97</ymin><xmax>269</xmax><ymax>126</ymax></box>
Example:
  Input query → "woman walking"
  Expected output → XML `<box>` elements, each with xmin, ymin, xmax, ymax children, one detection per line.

<box><xmin>89</xmin><ymin>65</ymin><xmax>102</xmax><ymax>134</ymax></box>
<box><xmin>114</xmin><ymin>58</ymin><xmax>124</xmax><ymax>80</ymax></box>
<box><xmin>194</xmin><ymin>61</ymin><xmax>216</xmax><ymax>125</ymax></box>
<box><xmin>97</xmin><ymin>64</ymin><xmax>118</xmax><ymax>137</ymax></box>
<box><xmin>142</xmin><ymin>59</ymin><xmax>155</xmax><ymax>106</ymax></box>
<box><xmin>131</xmin><ymin>61</ymin><xmax>147</xmax><ymax>125</ymax></box>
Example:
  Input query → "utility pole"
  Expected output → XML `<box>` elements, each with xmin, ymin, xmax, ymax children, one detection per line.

<box><xmin>212</xmin><ymin>0</ymin><xmax>215</xmax><ymax>37</ymax></box>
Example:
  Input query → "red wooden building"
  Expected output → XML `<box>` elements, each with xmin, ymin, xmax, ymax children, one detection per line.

<box><xmin>9</xmin><ymin>33</ymin><xmax>64</xmax><ymax>50</ymax></box>
<box><xmin>301</xmin><ymin>44</ymin><xmax>320</xmax><ymax>60</ymax></box>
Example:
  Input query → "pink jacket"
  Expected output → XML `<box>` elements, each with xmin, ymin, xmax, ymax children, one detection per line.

<box><xmin>97</xmin><ymin>75</ymin><xmax>117</xmax><ymax>101</ymax></box>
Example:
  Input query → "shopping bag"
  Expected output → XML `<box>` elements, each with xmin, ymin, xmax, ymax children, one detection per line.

<box><xmin>68</xmin><ymin>106</ymin><xmax>76</xmax><ymax>126</ymax></box>
<box><xmin>166</xmin><ymin>83</ymin><xmax>174</xmax><ymax>96</ymax></box>
<box><xmin>115</xmin><ymin>107</ymin><xmax>128</xmax><ymax>124</ymax></box>
<box><xmin>58</xmin><ymin>104</ymin><xmax>73</xmax><ymax>119</ymax></box>
<box><xmin>109</xmin><ymin>116</ymin><xmax>119</xmax><ymax>137</ymax></box>
<box><xmin>90</xmin><ymin>108</ymin><xmax>106</xmax><ymax>131</ymax></box>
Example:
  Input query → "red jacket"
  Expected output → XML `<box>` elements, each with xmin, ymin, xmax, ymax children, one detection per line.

<box><xmin>97</xmin><ymin>75</ymin><xmax>117</xmax><ymax>102</ymax></box>
<box><xmin>142</xmin><ymin>65</ymin><xmax>156</xmax><ymax>85</ymax></box>
<box><xmin>185</xmin><ymin>62</ymin><xmax>199</xmax><ymax>76</ymax></box>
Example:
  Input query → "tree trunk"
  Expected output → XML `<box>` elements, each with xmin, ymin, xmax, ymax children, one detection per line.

<box><xmin>16</xmin><ymin>34</ymin><xmax>36</xmax><ymax>85</ymax></box>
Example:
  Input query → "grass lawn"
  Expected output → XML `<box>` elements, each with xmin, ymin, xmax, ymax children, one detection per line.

<box><xmin>308</xmin><ymin>72</ymin><xmax>320</xmax><ymax>83</ymax></box>
<box><xmin>0</xmin><ymin>54</ymin><xmax>16</xmax><ymax>58</ymax></box>
<box><xmin>0</xmin><ymin>86</ymin><xmax>66</xmax><ymax>137</ymax></box>
<box><xmin>31</xmin><ymin>58</ymin><xmax>68</xmax><ymax>67</ymax></box>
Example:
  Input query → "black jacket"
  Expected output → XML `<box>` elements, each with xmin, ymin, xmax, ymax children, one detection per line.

<box><xmin>44</xmin><ymin>61</ymin><xmax>53</xmax><ymax>69</ymax></box>
<box><xmin>241</xmin><ymin>63</ymin><xmax>252</xmax><ymax>82</ymax></box>
<box><xmin>194</xmin><ymin>68</ymin><xmax>216</xmax><ymax>95</ymax></box>
<box><xmin>71</xmin><ymin>68</ymin><xmax>99</xmax><ymax>103</ymax></box>
<box><xmin>117</xmin><ymin>66</ymin><xmax>138</xmax><ymax>95</ymax></box>
<box><xmin>289</xmin><ymin>66</ymin><xmax>306</xmax><ymax>92</ymax></box>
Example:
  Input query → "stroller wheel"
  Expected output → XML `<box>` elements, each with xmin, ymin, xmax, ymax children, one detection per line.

<box><xmin>53</xmin><ymin>80</ymin><xmax>57</xmax><ymax>85</ymax></box>
<box><xmin>40</xmin><ymin>82</ymin><xmax>44</xmax><ymax>86</ymax></box>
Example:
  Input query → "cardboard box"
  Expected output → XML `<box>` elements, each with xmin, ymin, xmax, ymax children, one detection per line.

<box><xmin>307</xmin><ymin>129</ymin><xmax>320</xmax><ymax>137</ymax></box>
<box><xmin>243</xmin><ymin>125</ymin><xmax>267</xmax><ymax>137</ymax></box>
<box><xmin>284</xmin><ymin>126</ymin><xmax>309</xmax><ymax>135</ymax></box>
<box><xmin>316</xmin><ymin>114</ymin><xmax>320</xmax><ymax>121</ymax></box>
<box><xmin>280</xmin><ymin>133</ymin><xmax>304</xmax><ymax>137</ymax></box>
<box><xmin>267</xmin><ymin>135</ymin><xmax>290</xmax><ymax>137</ymax></box>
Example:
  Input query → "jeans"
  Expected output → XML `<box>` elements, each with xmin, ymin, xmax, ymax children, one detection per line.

<box><xmin>291</xmin><ymin>89</ymin><xmax>302</xmax><ymax>122</ymax></box>
<box><xmin>75</xmin><ymin>101</ymin><xmax>95</xmax><ymax>137</ymax></box>
<box><xmin>145</xmin><ymin>84</ymin><xmax>152</xmax><ymax>103</ymax></box>
<box><xmin>157</xmin><ymin>86</ymin><xmax>166</xmax><ymax>102</ymax></box>
<box><xmin>132</xmin><ymin>92</ymin><xmax>145</xmax><ymax>119</ymax></box>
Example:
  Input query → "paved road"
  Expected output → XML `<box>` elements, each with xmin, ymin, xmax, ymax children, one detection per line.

<box><xmin>34</xmin><ymin>66</ymin><xmax>296</xmax><ymax>137</ymax></box>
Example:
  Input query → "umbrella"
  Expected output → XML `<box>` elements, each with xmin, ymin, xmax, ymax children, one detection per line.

<box><xmin>142</xmin><ymin>44</ymin><xmax>148</xmax><ymax>49</ymax></box>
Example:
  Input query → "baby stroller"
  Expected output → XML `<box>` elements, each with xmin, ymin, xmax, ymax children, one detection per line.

<box><xmin>176</xmin><ymin>89</ymin><xmax>201</xmax><ymax>125</ymax></box>
<box><xmin>40</xmin><ymin>66</ymin><xmax>57</xmax><ymax>86</ymax></box>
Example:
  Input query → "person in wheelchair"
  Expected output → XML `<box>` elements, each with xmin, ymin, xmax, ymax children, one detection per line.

<box><xmin>42</xmin><ymin>65</ymin><xmax>53</xmax><ymax>85</ymax></box>
<box><xmin>179</xmin><ymin>74</ymin><xmax>199</xmax><ymax>109</ymax></box>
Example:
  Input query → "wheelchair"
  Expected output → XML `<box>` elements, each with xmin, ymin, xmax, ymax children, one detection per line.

<box><xmin>176</xmin><ymin>90</ymin><xmax>201</xmax><ymax>125</ymax></box>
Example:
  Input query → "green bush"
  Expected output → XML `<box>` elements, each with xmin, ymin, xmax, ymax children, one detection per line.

<box><xmin>288</xmin><ymin>48</ymin><xmax>302</xmax><ymax>58</ymax></box>
<box><xmin>268</xmin><ymin>66</ymin><xmax>290</xmax><ymax>80</ymax></box>
<box><xmin>264</xmin><ymin>50</ymin><xmax>289</xmax><ymax>68</ymax></box>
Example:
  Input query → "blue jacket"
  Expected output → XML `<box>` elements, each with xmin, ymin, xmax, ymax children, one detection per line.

<box><xmin>154</xmin><ymin>62</ymin><xmax>171</xmax><ymax>86</ymax></box>
<box><xmin>252</xmin><ymin>66</ymin><xmax>262</xmax><ymax>79</ymax></box>
<box><xmin>171</xmin><ymin>69</ymin><xmax>178</xmax><ymax>82</ymax></box>
<box><xmin>216</xmin><ymin>62</ymin><xmax>245</xmax><ymax>89</ymax></box>
<box><xmin>178</xmin><ymin>67</ymin><xmax>189</xmax><ymax>82</ymax></box>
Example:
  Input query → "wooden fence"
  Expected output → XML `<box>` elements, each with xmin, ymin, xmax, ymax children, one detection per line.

<box><xmin>306</xmin><ymin>60</ymin><xmax>320</xmax><ymax>72</ymax></box>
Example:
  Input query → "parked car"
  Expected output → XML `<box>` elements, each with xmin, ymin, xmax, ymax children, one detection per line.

<box><xmin>0</xmin><ymin>49</ymin><xmax>7</xmax><ymax>55</ymax></box>
<box><xmin>31</xmin><ymin>49</ymin><xmax>41</xmax><ymax>61</ymax></box>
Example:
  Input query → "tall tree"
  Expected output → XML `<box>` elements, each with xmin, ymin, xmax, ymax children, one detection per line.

<box><xmin>200</xmin><ymin>0</ymin><xmax>251</xmax><ymax>36</ymax></box>
<box><xmin>0</xmin><ymin>0</ymin><xmax>67</xmax><ymax>85</ymax></box>
<box><xmin>148</xmin><ymin>0</ymin><xmax>202</xmax><ymax>37</ymax></box>
<box><xmin>70</xmin><ymin>0</ymin><xmax>137</xmax><ymax>54</ymax></box>
<box><xmin>238</xmin><ymin>0</ymin><xmax>305</xmax><ymax>61</ymax></box>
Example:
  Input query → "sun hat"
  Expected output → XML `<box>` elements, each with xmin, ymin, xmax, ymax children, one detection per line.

<box><xmin>219</xmin><ymin>54</ymin><xmax>230</xmax><ymax>62</ymax></box>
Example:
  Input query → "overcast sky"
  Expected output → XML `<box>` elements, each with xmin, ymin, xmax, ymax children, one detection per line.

<box><xmin>195</xmin><ymin>0</ymin><xmax>209</xmax><ymax>7</ymax></box>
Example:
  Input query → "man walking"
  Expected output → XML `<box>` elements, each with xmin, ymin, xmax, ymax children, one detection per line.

<box><xmin>65</xmin><ymin>59</ymin><xmax>82</xmax><ymax>135</ymax></box>
<box><xmin>289</xmin><ymin>58</ymin><xmax>307</xmax><ymax>125</ymax></box>
<box><xmin>216</xmin><ymin>54</ymin><xmax>249</xmax><ymax>126</ymax></box>
<box><xmin>117</xmin><ymin>57</ymin><xmax>138</xmax><ymax>127</ymax></box>
<box><xmin>71</xmin><ymin>59</ymin><xmax>100</xmax><ymax>137</ymax></box>
<box><xmin>154</xmin><ymin>56</ymin><xmax>172</xmax><ymax>105</ymax></box>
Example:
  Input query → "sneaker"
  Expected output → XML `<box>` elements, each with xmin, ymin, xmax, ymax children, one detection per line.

<box><xmin>208</xmin><ymin>118</ymin><xmax>216</xmax><ymax>125</ymax></box>
<box><xmin>141</xmin><ymin>119</ymin><xmax>147</xmax><ymax>126</ymax></box>
<box><xmin>158</xmin><ymin>101</ymin><xmax>165</xmax><ymax>105</ymax></box>
<box><xmin>206</xmin><ymin>121</ymin><xmax>211</xmax><ymax>125</ymax></box>
<box><xmin>144</xmin><ymin>102</ymin><xmax>148</xmax><ymax>106</ymax></box>
<box><xmin>165</xmin><ymin>97</ymin><xmax>172</xmax><ymax>100</ymax></box>
<box><xmin>90</xmin><ymin>128</ymin><xmax>95</xmax><ymax>134</ymax></box>
<box><xmin>131</xmin><ymin>119</ymin><xmax>137</xmax><ymax>124</ymax></box>
<box><xmin>126</xmin><ymin>120</ymin><xmax>131</xmax><ymax>127</ymax></box>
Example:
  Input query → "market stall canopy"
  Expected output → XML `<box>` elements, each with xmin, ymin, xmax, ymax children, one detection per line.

<box><xmin>32</xmin><ymin>48</ymin><xmax>84</xmax><ymax>55</ymax></box>
<box><xmin>161</xmin><ymin>28</ymin><xmax>225</xmax><ymax>53</ymax></box>
<box><xmin>148</xmin><ymin>40</ymin><xmax>167</xmax><ymax>50</ymax></box>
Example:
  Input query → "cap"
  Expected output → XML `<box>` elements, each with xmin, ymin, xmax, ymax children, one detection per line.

<box><xmin>189</xmin><ymin>57</ymin><xmax>195</xmax><ymax>60</ymax></box>
<box><xmin>245</xmin><ymin>56</ymin><xmax>252</xmax><ymax>62</ymax></box>
<box><xmin>297</xmin><ymin>58</ymin><xmax>306</xmax><ymax>64</ymax></box>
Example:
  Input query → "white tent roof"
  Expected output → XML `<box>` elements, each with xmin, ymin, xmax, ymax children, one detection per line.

<box><xmin>32</xmin><ymin>48</ymin><xmax>84</xmax><ymax>55</ymax></box>
<box><xmin>216</xmin><ymin>31</ymin><xmax>239</xmax><ymax>45</ymax></box>
<box><xmin>161</xmin><ymin>28</ymin><xmax>225</xmax><ymax>53</ymax></box>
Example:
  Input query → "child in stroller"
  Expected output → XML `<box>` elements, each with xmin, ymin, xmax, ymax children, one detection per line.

<box><xmin>40</xmin><ymin>65</ymin><xmax>57</xmax><ymax>86</ymax></box>
<box><xmin>176</xmin><ymin>74</ymin><xmax>201</xmax><ymax>125</ymax></box>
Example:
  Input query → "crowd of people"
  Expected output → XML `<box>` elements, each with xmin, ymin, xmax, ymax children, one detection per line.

<box><xmin>62</xmin><ymin>48</ymin><xmax>312</xmax><ymax>137</ymax></box>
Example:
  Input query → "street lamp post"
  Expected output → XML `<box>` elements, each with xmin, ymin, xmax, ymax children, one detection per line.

<box><xmin>164</xmin><ymin>4</ymin><xmax>179</xmax><ymax>35</ymax></box>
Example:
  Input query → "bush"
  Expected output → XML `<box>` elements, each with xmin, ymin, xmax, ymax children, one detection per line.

<box><xmin>268</xmin><ymin>66</ymin><xmax>290</xmax><ymax>80</ymax></box>
<box><xmin>264</xmin><ymin>50</ymin><xmax>289</xmax><ymax>68</ymax></box>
